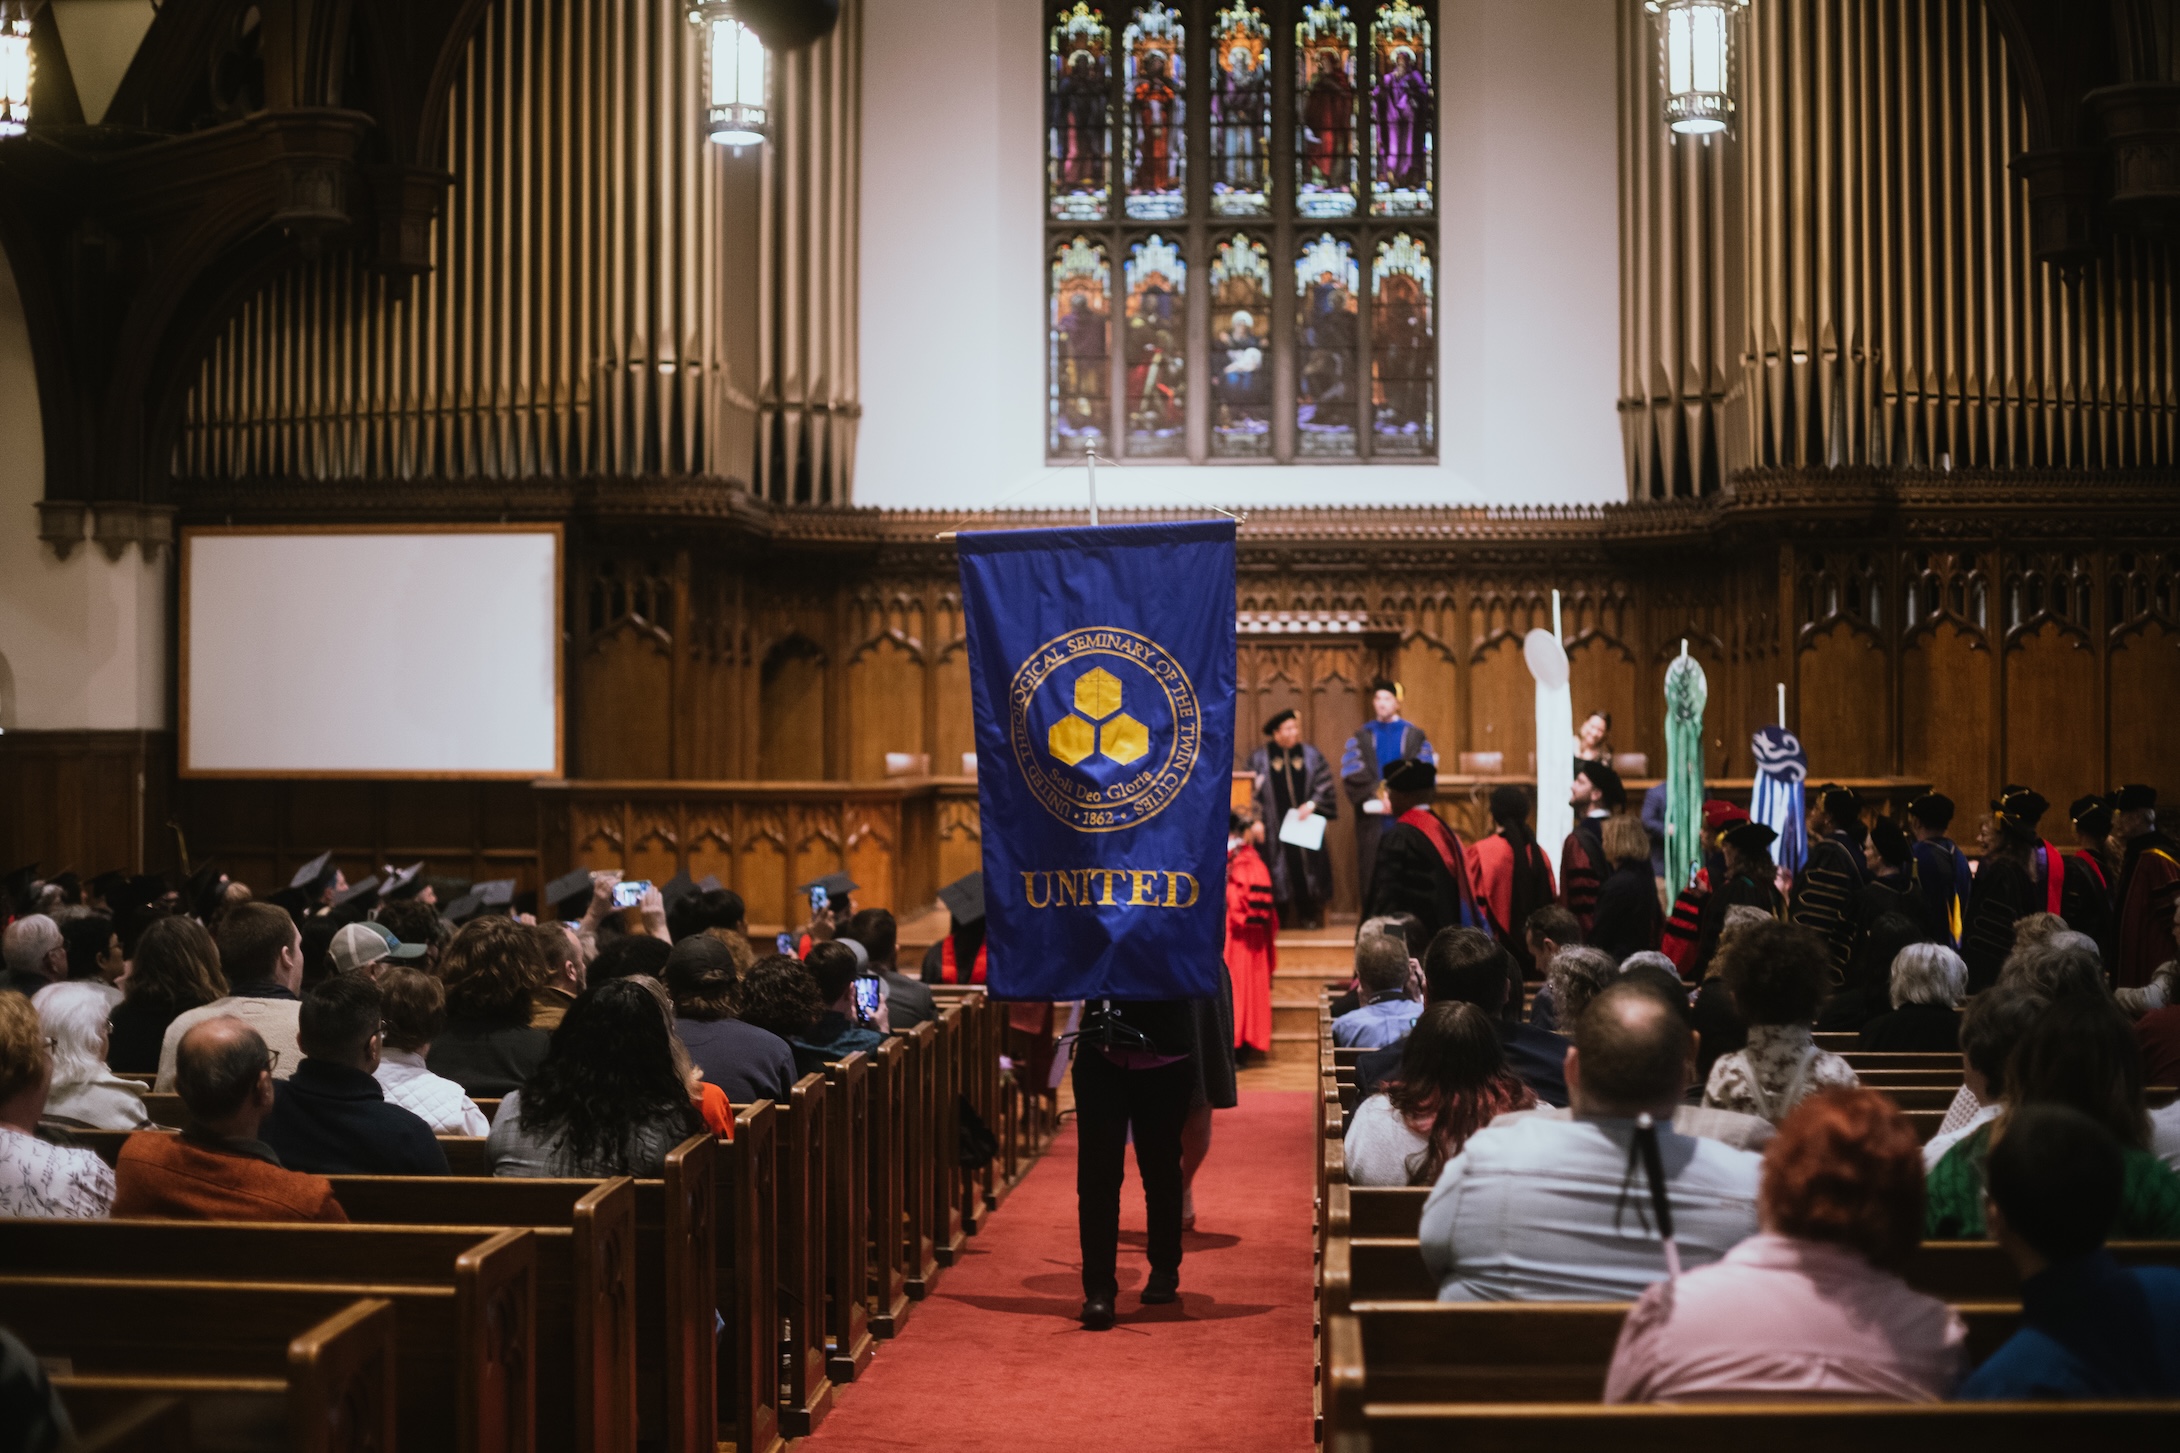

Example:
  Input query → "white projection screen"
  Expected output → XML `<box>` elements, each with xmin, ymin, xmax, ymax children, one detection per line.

<box><xmin>182</xmin><ymin>526</ymin><xmax>563</xmax><ymax>778</ymax></box>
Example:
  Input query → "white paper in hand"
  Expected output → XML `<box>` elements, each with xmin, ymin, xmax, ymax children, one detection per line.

<box><xmin>1279</xmin><ymin>808</ymin><xmax>1328</xmax><ymax>851</ymax></box>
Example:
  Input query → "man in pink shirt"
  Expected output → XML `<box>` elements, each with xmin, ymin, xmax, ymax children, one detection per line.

<box><xmin>1606</xmin><ymin>1087</ymin><xmax>1967</xmax><ymax>1402</ymax></box>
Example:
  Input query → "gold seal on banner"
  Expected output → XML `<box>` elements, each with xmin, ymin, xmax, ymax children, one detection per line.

<box><xmin>1008</xmin><ymin>627</ymin><xmax>1201</xmax><ymax>833</ymax></box>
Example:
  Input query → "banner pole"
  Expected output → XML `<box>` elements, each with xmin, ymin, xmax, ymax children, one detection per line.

<box><xmin>1087</xmin><ymin>446</ymin><xmax>1100</xmax><ymax>526</ymax></box>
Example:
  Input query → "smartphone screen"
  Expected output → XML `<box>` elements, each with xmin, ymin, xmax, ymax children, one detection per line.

<box><xmin>611</xmin><ymin>879</ymin><xmax>651</xmax><ymax>909</ymax></box>
<box><xmin>809</xmin><ymin>885</ymin><xmax>829</xmax><ymax>913</ymax></box>
<box><xmin>852</xmin><ymin>975</ymin><xmax>883</xmax><ymax>1021</ymax></box>
<box><xmin>776</xmin><ymin>932</ymin><xmax>797</xmax><ymax>955</ymax></box>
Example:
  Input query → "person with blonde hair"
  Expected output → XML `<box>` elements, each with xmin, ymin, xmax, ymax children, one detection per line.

<box><xmin>0</xmin><ymin>991</ymin><xmax>115</xmax><ymax>1217</ymax></box>
<box><xmin>32</xmin><ymin>981</ymin><xmax>152</xmax><ymax>1130</ymax></box>
<box><xmin>1589</xmin><ymin>815</ymin><xmax>1663</xmax><ymax>962</ymax></box>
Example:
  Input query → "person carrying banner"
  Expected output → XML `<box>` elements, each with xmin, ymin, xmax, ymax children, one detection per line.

<box><xmin>1362</xmin><ymin>757</ymin><xmax>1479</xmax><ymax>942</ymax></box>
<box><xmin>1341</xmin><ymin>679</ymin><xmax>1437</xmax><ymax>911</ymax></box>
<box><xmin>1225</xmin><ymin>811</ymin><xmax>1278</xmax><ymax>1063</ymax></box>
<box><xmin>1251</xmin><ymin>709</ymin><xmax>1337</xmax><ymax>928</ymax></box>
<box><xmin>2114</xmin><ymin>785</ymin><xmax>2180</xmax><ymax>991</ymax></box>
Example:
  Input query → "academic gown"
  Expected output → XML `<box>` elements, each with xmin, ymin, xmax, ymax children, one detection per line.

<box><xmin>1789</xmin><ymin>833</ymin><xmax>1864</xmax><ymax>983</ymax></box>
<box><xmin>1225</xmin><ymin>843</ymin><xmax>1279</xmax><ymax>1053</ymax></box>
<box><xmin>1688</xmin><ymin>868</ymin><xmax>1784</xmax><ymax>981</ymax></box>
<box><xmin>1911</xmin><ymin>836</ymin><xmax>1973</xmax><ymax>948</ymax></box>
<box><xmin>1361</xmin><ymin>812</ymin><xmax>1476</xmax><ymax>945</ymax></box>
<box><xmin>2117</xmin><ymin>832</ymin><xmax>2180</xmax><ymax>991</ymax></box>
<box><xmin>1557</xmin><ymin>816</ymin><xmax>1609</xmax><ymax>935</ymax></box>
<box><xmin>2060</xmin><ymin>850</ymin><xmax>2118</xmax><ymax>968</ymax></box>
<box><xmin>1250</xmin><ymin>742</ymin><xmax>1338</xmax><ymax>912</ymax></box>
<box><xmin>1341</xmin><ymin>721</ymin><xmax>1435</xmax><ymax>907</ymax></box>
<box><xmin>1962</xmin><ymin>856</ymin><xmax>2041</xmax><ymax>992</ymax></box>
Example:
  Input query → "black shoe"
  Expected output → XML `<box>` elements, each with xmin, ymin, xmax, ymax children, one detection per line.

<box><xmin>1140</xmin><ymin>1271</ymin><xmax>1179</xmax><ymax>1305</ymax></box>
<box><xmin>1080</xmin><ymin>1296</ymin><xmax>1116</xmax><ymax>1329</ymax></box>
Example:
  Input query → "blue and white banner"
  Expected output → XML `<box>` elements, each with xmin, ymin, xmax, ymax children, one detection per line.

<box><xmin>958</xmin><ymin>520</ymin><xmax>1237</xmax><ymax>1002</ymax></box>
<box><xmin>1751</xmin><ymin>726</ymin><xmax>1809</xmax><ymax>875</ymax></box>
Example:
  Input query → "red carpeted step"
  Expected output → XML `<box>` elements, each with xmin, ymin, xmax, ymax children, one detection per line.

<box><xmin>798</xmin><ymin>1090</ymin><xmax>1318</xmax><ymax>1453</ymax></box>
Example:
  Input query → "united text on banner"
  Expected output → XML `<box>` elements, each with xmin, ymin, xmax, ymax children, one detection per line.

<box><xmin>958</xmin><ymin>520</ymin><xmax>1237</xmax><ymax>1001</ymax></box>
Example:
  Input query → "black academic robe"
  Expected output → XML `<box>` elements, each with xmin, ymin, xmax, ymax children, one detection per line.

<box><xmin>1361</xmin><ymin>819</ymin><xmax>1472</xmax><ymax>946</ymax></box>
<box><xmin>1911</xmin><ymin>836</ymin><xmax>1973</xmax><ymax>947</ymax></box>
<box><xmin>2060</xmin><ymin>849</ymin><xmax>2117</xmax><ymax>970</ymax></box>
<box><xmin>1789</xmin><ymin>835</ymin><xmax>1863</xmax><ymax>983</ymax></box>
<box><xmin>1689</xmin><ymin>868</ymin><xmax>1784</xmax><ymax>981</ymax></box>
<box><xmin>1250</xmin><ymin>742</ymin><xmax>1338</xmax><ymax>908</ymax></box>
<box><xmin>1962</xmin><ymin>855</ymin><xmax>2040</xmax><ymax>992</ymax></box>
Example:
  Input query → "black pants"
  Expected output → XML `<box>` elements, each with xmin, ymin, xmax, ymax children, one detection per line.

<box><xmin>1073</xmin><ymin>1050</ymin><xmax>1193</xmax><ymax>1300</ymax></box>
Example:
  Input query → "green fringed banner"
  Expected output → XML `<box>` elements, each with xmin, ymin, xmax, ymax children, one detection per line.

<box><xmin>1664</xmin><ymin>653</ymin><xmax>1708</xmax><ymax>893</ymax></box>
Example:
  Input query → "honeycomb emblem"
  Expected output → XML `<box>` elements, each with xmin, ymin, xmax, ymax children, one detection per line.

<box><xmin>1047</xmin><ymin>666</ymin><xmax>1150</xmax><ymax>768</ymax></box>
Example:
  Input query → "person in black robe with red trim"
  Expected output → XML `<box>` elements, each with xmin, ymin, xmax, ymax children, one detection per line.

<box><xmin>1962</xmin><ymin>790</ymin><xmax>2053</xmax><ymax>992</ymax></box>
<box><xmin>921</xmin><ymin>873</ymin><xmax>987</xmax><ymax>985</ymax></box>
<box><xmin>1361</xmin><ymin>757</ymin><xmax>1479</xmax><ymax>946</ymax></box>
<box><xmin>2062</xmin><ymin>794</ymin><xmax>2119</xmax><ymax>966</ymax></box>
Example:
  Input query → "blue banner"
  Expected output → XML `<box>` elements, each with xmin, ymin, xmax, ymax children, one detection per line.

<box><xmin>958</xmin><ymin>520</ymin><xmax>1237</xmax><ymax>1002</ymax></box>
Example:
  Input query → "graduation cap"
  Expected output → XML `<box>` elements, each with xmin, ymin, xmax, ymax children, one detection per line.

<box><xmin>936</xmin><ymin>872</ymin><xmax>985</xmax><ymax>928</ymax></box>
<box><xmin>1818</xmin><ymin>786</ymin><xmax>1862</xmax><ymax>824</ymax></box>
<box><xmin>1367</xmin><ymin>677</ymin><xmax>1400</xmax><ymax>699</ymax></box>
<box><xmin>660</xmin><ymin>870</ymin><xmax>698</xmax><ymax>912</ymax></box>
<box><xmin>289</xmin><ymin>851</ymin><xmax>338</xmax><ymax>895</ymax></box>
<box><xmin>797</xmin><ymin>871</ymin><xmax>858</xmax><ymax>903</ymax></box>
<box><xmin>113</xmin><ymin>875</ymin><xmax>173</xmax><ymax>918</ymax></box>
<box><xmin>2114</xmin><ymin>784</ymin><xmax>2158</xmax><ymax>813</ymax></box>
<box><xmin>1722</xmin><ymin>821</ymin><xmax>1778</xmax><ymax>856</ymax></box>
<box><xmin>1907</xmin><ymin>793</ymin><xmax>1955</xmax><ymax>831</ymax></box>
<box><xmin>1701</xmin><ymin>799</ymin><xmax>1749</xmax><ymax>834</ymax></box>
<box><xmin>445</xmin><ymin>878</ymin><xmax>516</xmax><ymax>924</ymax></box>
<box><xmin>380</xmin><ymin>862</ymin><xmax>428</xmax><ymax>901</ymax></box>
<box><xmin>544</xmin><ymin>868</ymin><xmax>594</xmax><ymax>917</ymax></box>
<box><xmin>1991</xmin><ymin>789</ymin><xmax>2050</xmax><ymax>834</ymax></box>
<box><xmin>87</xmin><ymin>870</ymin><xmax>128</xmax><ymax>906</ymax></box>
<box><xmin>268</xmin><ymin>886</ymin><xmax>312</xmax><ymax>919</ymax></box>
<box><xmin>50</xmin><ymin>872</ymin><xmax>81</xmax><ymax>905</ymax></box>
<box><xmin>1261</xmin><ymin>708</ymin><xmax>1297</xmax><ymax>737</ymax></box>
<box><xmin>1</xmin><ymin>863</ymin><xmax>36</xmax><ymax>917</ymax></box>
<box><xmin>1382</xmin><ymin>757</ymin><xmax>1437</xmax><ymax>794</ymax></box>
<box><xmin>1572</xmin><ymin>758</ymin><xmax>1623</xmax><ymax>806</ymax></box>
<box><xmin>185</xmin><ymin>862</ymin><xmax>229</xmax><ymax>921</ymax></box>
<box><xmin>330</xmin><ymin>874</ymin><xmax>382</xmax><ymax>915</ymax></box>
<box><xmin>2070</xmin><ymin>794</ymin><xmax>2114</xmax><ymax>838</ymax></box>
<box><xmin>1870</xmin><ymin>817</ymin><xmax>1909</xmax><ymax>864</ymax></box>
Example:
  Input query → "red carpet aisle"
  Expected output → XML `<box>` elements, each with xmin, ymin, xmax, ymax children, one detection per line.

<box><xmin>800</xmin><ymin>1090</ymin><xmax>1317</xmax><ymax>1453</ymax></box>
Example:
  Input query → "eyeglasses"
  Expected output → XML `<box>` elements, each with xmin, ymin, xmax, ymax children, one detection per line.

<box><xmin>264</xmin><ymin>1050</ymin><xmax>282</xmax><ymax>1074</ymax></box>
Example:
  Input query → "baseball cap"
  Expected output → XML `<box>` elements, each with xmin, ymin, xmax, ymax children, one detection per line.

<box><xmin>330</xmin><ymin>920</ymin><xmax>428</xmax><ymax>975</ymax></box>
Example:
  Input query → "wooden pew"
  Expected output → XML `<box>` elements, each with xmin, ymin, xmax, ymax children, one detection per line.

<box><xmin>70</xmin><ymin>1126</ymin><xmax>495</xmax><ymax>1177</ymax></box>
<box><xmin>0</xmin><ymin>1221</ymin><xmax>543</xmax><ymax>1453</ymax></box>
<box><xmin>823</xmin><ymin>1051</ymin><xmax>875</xmax><ymax>1384</ymax></box>
<box><xmin>37</xmin><ymin>1296</ymin><xmax>393</xmax><ymax>1453</ymax></box>
<box><xmin>57</xmin><ymin>1391</ymin><xmax>193</xmax><ymax>1453</ymax></box>
<box><xmin>775</xmin><ymin>1074</ymin><xmax>835</xmax><ymax>1436</ymax></box>
<box><xmin>139</xmin><ymin>1091</ymin><xmax>504</xmax><ymax>1127</ymax></box>
<box><xmin>714</xmin><ymin>1102</ymin><xmax>783</xmax><ymax>1453</ymax></box>
<box><xmin>326</xmin><ymin>1164</ymin><xmax>690</xmax><ymax>1453</ymax></box>
<box><xmin>899</xmin><ymin>1021</ymin><xmax>941</xmax><ymax>1298</ymax></box>
<box><xmin>864</xmin><ymin>1034</ymin><xmax>914</xmax><ymax>1338</ymax></box>
<box><xmin>927</xmin><ymin>1003</ymin><xmax>968</xmax><ymax>1268</ymax></box>
<box><xmin>5</xmin><ymin>1272</ymin><xmax>484</xmax><ymax>1453</ymax></box>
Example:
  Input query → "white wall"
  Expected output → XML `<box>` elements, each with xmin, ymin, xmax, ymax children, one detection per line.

<box><xmin>856</xmin><ymin>0</ymin><xmax>1623</xmax><ymax>511</ymax></box>
<box><xmin>0</xmin><ymin>246</ymin><xmax>168</xmax><ymax>733</ymax></box>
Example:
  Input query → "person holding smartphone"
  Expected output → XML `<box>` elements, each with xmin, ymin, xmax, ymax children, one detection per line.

<box><xmin>785</xmin><ymin>942</ymin><xmax>884</xmax><ymax>1076</ymax></box>
<box><xmin>789</xmin><ymin>873</ymin><xmax>858</xmax><ymax>958</ymax></box>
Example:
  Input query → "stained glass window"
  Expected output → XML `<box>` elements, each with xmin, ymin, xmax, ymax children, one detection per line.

<box><xmin>1049</xmin><ymin>4</ymin><xmax>1112</xmax><ymax>222</ymax></box>
<box><xmin>1043</xmin><ymin>0</ymin><xmax>1434</xmax><ymax>463</ymax></box>
<box><xmin>1371</xmin><ymin>2</ymin><xmax>1434</xmax><ymax>216</ymax></box>
<box><xmin>1296</xmin><ymin>2</ymin><xmax>1359</xmax><ymax>219</ymax></box>
<box><xmin>1124</xmin><ymin>235</ymin><xmax>1188</xmax><ymax>456</ymax></box>
<box><xmin>1123</xmin><ymin>5</ymin><xmax>1186</xmax><ymax>220</ymax></box>
<box><xmin>1050</xmin><ymin>237</ymin><xmax>1112</xmax><ymax>455</ymax></box>
<box><xmin>1210</xmin><ymin>234</ymin><xmax>1272</xmax><ymax>456</ymax></box>
<box><xmin>1296</xmin><ymin>234</ymin><xmax>1359</xmax><ymax>456</ymax></box>
<box><xmin>1209</xmin><ymin>2</ymin><xmax>1270</xmax><ymax>216</ymax></box>
<box><xmin>1372</xmin><ymin>232</ymin><xmax>1433</xmax><ymax>453</ymax></box>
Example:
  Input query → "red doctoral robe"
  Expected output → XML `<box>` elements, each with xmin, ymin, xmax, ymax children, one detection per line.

<box><xmin>1226</xmin><ymin>843</ymin><xmax>1279</xmax><ymax>1053</ymax></box>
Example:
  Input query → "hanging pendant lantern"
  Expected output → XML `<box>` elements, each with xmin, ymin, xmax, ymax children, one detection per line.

<box><xmin>0</xmin><ymin>3</ymin><xmax>34</xmax><ymax>138</ymax></box>
<box><xmin>690</xmin><ymin>1</ymin><xmax>769</xmax><ymax>148</ymax></box>
<box><xmin>1645</xmin><ymin>0</ymin><xmax>1747</xmax><ymax>137</ymax></box>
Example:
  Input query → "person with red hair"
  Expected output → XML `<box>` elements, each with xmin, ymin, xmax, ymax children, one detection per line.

<box><xmin>1606</xmin><ymin>1088</ymin><xmax>1967</xmax><ymax>1402</ymax></box>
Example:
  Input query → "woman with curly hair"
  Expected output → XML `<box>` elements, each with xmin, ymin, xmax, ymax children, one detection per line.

<box><xmin>105</xmin><ymin>915</ymin><xmax>227</xmax><ymax>1075</ymax></box>
<box><xmin>1343</xmin><ymin>1002</ymin><xmax>1535</xmax><ymax>1187</ymax></box>
<box><xmin>1703</xmin><ymin>918</ymin><xmax>1858</xmax><ymax>1123</ymax></box>
<box><xmin>428</xmin><ymin>916</ymin><xmax>551</xmax><ymax>1096</ymax></box>
<box><xmin>730</xmin><ymin>954</ymin><xmax>826</xmax><ymax>1045</ymax></box>
<box><xmin>488</xmin><ymin>977</ymin><xmax>707</xmax><ymax>1177</ymax></box>
<box><xmin>1606</xmin><ymin>1088</ymin><xmax>1967</xmax><ymax>1402</ymax></box>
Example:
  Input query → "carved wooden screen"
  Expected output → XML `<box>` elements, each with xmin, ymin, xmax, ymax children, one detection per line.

<box><xmin>1045</xmin><ymin>0</ymin><xmax>1438</xmax><ymax>464</ymax></box>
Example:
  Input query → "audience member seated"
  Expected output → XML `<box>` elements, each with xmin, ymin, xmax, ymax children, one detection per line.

<box><xmin>428</xmin><ymin>916</ymin><xmax>552</xmax><ymax>1096</ymax></box>
<box><xmin>261</xmin><ymin>975</ymin><xmax>447</xmax><ymax>1176</ymax></box>
<box><xmin>31</xmin><ymin>981</ymin><xmax>151</xmax><ymax>1130</ymax></box>
<box><xmin>1589</xmin><ymin>816</ymin><xmax>1664</xmax><ymax>963</ymax></box>
<box><xmin>1689</xmin><ymin>905</ymin><xmax>1770</xmax><ymax>1083</ymax></box>
<box><xmin>106</xmin><ymin>915</ymin><xmax>226</xmax><ymax>1075</ymax></box>
<box><xmin>1344</xmin><ymin>1002</ymin><xmax>1534</xmax><ymax>1187</ymax></box>
<box><xmin>667</xmin><ymin>886</ymin><xmax>747</xmax><ymax>945</ymax></box>
<box><xmin>1817</xmin><ymin>911</ymin><xmax>1927</xmax><ymax>1033</ymax></box>
<box><xmin>2132</xmin><ymin>902</ymin><xmax>2180</xmax><ymax>1085</ymax></box>
<box><xmin>1959</xmin><ymin>1105</ymin><xmax>2180</xmax><ymax>1399</ymax></box>
<box><xmin>1420</xmin><ymin>979</ymin><xmax>1759</xmax><ymax>1300</ymax></box>
<box><xmin>1356</xmin><ymin>929</ymin><xmax>1569</xmax><ymax>1107</ymax></box>
<box><xmin>790</xmin><ymin>942</ymin><xmax>885</xmax><ymax>1075</ymax></box>
<box><xmin>1331</xmin><ymin>933</ymin><xmax>1422</xmax><ymax>1049</ymax></box>
<box><xmin>59</xmin><ymin>912</ymin><xmax>124</xmax><ymax>1000</ymax></box>
<box><xmin>1999</xmin><ymin>930</ymin><xmax>2109</xmax><ymax>1001</ymax></box>
<box><xmin>489</xmin><ymin>979</ymin><xmax>707</xmax><ymax>1177</ymax></box>
<box><xmin>733</xmin><ymin>954</ymin><xmax>827</xmax><ymax>1052</ymax></box>
<box><xmin>1543</xmin><ymin>946</ymin><xmax>1618</xmax><ymax>1034</ymax></box>
<box><xmin>527</xmin><ymin>922</ymin><xmax>586</xmax><ymax>1031</ymax></box>
<box><xmin>1522</xmin><ymin>905</ymin><xmax>1582</xmax><ymax>1031</ymax></box>
<box><xmin>373</xmin><ymin>967</ymin><xmax>489</xmax><ymax>1135</ymax></box>
<box><xmin>326</xmin><ymin>920</ymin><xmax>427</xmax><ymax>982</ymax></box>
<box><xmin>373</xmin><ymin>898</ymin><xmax>449</xmax><ymax>975</ymax></box>
<box><xmin>1927</xmin><ymin>995</ymin><xmax>2180</xmax><ymax>1238</ymax></box>
<box><xmin>1923</xmin><ymin>984</ymin><xmax>2045</xmax><ymax>1169</ymax></box>
<box><xmin>663</xmin><ymin>934</ymin><xmax>796</xmax><ymax>1106</ymax></box>
<box><xmin>113</xmin><ymin>1018</ymin><xmax>347</xmax><ymax>1222</ymax></box>
<box><xmin>0</xmin><ymin>991</ymin><xmax>114</xmax><ymax>1218</ymax></box>
<box><xmin>1</xmin><ymin>916</ymin><xmax>65</xmax><ymax>999</ymax></box>
<box><xmin>1857</xmin><ymin>942</ymin><xmax>1967</xmax><ymax>1052</ymax></box>
<box><xmin>153</xmin><ymin>904</ymin><xmax>306</xmax><ymax>1092</ymax></box>
<box><xmin>1606</xmin><ymin>1088</ymin><xmax>1965</xmax><ymax>1402</ymax></box>
<box><xmin>1703</xmin><ymin>919</ymin><xmax>1858</xmax><ymax>1123</ymax></box>
<box><xmin>839</xmin><ymin>908</ymin><xmax>937</xmax><ymax>1031</ymax></box>
<box><xmin>590</xmin><ymin>932</ymin><xmax>672</xmax><ymax>986</ymax></box>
